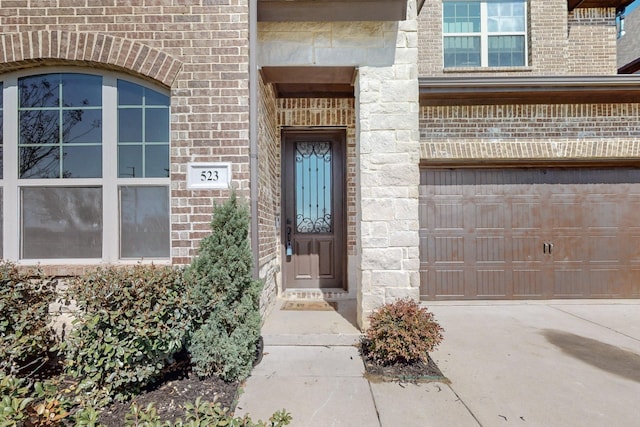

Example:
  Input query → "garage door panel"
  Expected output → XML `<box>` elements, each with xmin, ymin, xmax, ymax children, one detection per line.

<box><xmin>476</xmin><ymin>270</ymin><xmax>507</xmax><ymax>296</ymax></box>
<box><xmin>476</xmin><ymin>236</ymin><xmax>505</xmax><ymax>262</ymax></box>
<box><xmin>511</xmin><ymin>202</ymin><xmax>543</xmax><ymax>229</ymax></box>
<box><xmin>434</xmin><ymin>236</ymin><xmax>464</xmax><ymax>263</ymax></box>
<box><xmin>434</xmin><ymin>270</ymin><xmax>465</xmax><ymax>296</ymax></box>
<box><xmin>554</xmin><ymin>269</ymin><xmax>586</xmax><ymax>296</ymax></box>
<box><xmin>512</xmin><ymin>236</ymin><xmax>544</xmax><ymax>262</ymax></box>
<box><xmin>475</xmin><ymin>203</ymin><xmax>505</xmax><ymax>229</ymax></box>
<box><xmin>512</xmin><ymin>270</ymin><xmax>545</xmax><ymax>297</ymax></box>
<box><xmin>588</xmin><ymin>235</ymin><xmax>620</xmax><ymax>264</ymax></box>
<box><xmin>420</xmin><ymin>167</ymin><xmax>640</xmax><ymax>300</ymax></box>
<box><xmin>431</xmin><ymin>202</ymin><xmax>464</xmax><ymax>229</ymax></box>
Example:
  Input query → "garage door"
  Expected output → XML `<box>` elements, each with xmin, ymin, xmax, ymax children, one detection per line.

<box><xmin>419</xmin><ymin>168</ymin><xmax>640</xmax><ymax>300</ymax></box>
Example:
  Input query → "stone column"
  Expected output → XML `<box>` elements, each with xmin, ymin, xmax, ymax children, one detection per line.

<box><xmin>356</xmin><ymin>0</ymin><xmax>421</xmax><ymax>329</ymax></box>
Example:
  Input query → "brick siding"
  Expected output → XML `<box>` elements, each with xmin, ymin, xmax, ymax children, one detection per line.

<box><xmin>420</xmin><ymin>103</ymin><xmax>640</xmax><ymax>160</ymax></box>
<box><xmin>0</xmin><ymin>0</ymin><xmax>251</xmax><ymax>267</ymax></box>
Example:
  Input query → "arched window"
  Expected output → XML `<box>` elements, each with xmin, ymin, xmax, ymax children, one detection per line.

<box><xmin>0</xmin><ymin>70</ymin><xmax>170</xmax><ymax>262</ymax></box>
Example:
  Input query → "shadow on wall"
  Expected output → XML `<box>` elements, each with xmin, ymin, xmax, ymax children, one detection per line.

<box><xmin>543</xmin><ymin>329</ymin><xmax>640</xmax><ymax>383</ymax></box>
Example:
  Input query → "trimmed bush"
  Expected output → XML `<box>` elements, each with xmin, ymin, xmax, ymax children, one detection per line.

<box><xmin>61</xmin><ymin>264</ymin><xmax>189</xmax><ymax>402</ymax></box>
<box><xmin>360</xmin><ymin>298</ymin><xmax>444</xmax><ymax>366</ymax></box>
<box><xmin>186</xmin><ymin>193</ymin><xmax>263</xmax><ymax>381</ymax></box>
<box><xmin>0</xmin><ymin>261</ymin><xmax>57</xmax><ymax>377</ymax></box>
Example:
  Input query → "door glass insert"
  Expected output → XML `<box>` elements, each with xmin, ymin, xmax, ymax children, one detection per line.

<box><xmin>295</xmin><ymin>141</ymin><xmax>332</xmax><ymax>233</ymax></box>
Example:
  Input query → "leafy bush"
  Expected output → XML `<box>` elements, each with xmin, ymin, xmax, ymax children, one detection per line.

<box><xmin>187</xmin><ymin>193</ymin><xmax>263</xmax><ymax>381</ymax></box>
<box><xmin>61</xmin><ymin>264</ymin><xmax>190</xmax><ymax>402</ymax></box>
<box><xmin>360</xmin><ymin>298</ymin><xmax>444</xmax><ymax>366</ymax></box>
<box><xmin>0</xmin><ymin>261</ymin><xmax>57</xmax><ymax>376</ymax></box>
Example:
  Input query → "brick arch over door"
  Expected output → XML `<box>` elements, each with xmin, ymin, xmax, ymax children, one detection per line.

<box><xmin>0</xmin><ymin>31</ymin><xmax>182</xmax><ymax>87</ymax></box>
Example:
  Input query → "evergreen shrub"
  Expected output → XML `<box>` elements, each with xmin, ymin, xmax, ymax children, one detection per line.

<box><xmin>187</xmin><ymin>193</ymin><xmax>263</xmax><ymax>381</ymax></box>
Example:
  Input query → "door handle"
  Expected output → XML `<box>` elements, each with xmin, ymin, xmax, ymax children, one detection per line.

<box><xmin>549</xmin><ymin>243</ymin><xmax>553</xmax><ymax>254</ymax></box>
<box><xmin>286</xmin><ymin>219</ymin><xmax>293</xmax><ymax>256</ymax></box>
<box><xmin>543</xmin><ymin>243</ymin><xmax>548</xmax><ymax>254</ymax></box>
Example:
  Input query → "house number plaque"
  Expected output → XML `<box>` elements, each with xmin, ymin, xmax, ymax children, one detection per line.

<box><xmin>187</xmin><ymin>162</ymin><xmax>231</xmax><ymax>189</ymax></box>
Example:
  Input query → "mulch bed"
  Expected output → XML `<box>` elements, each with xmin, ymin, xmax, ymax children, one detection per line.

<box><xmin>98</xmin><ymin>375</ymin><xmax>239</xmax><ymax>426</ymax></box>
<box><xmin>362</xmin><ymin>354</ymin><xmax>449</xmax><ymax>383</ymax></box>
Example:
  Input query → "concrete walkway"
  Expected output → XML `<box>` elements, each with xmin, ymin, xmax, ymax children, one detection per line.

<box><xmin>235</xmin><ymin>300</ymin><xmax>640</xmax><ymax>426</ymax></box>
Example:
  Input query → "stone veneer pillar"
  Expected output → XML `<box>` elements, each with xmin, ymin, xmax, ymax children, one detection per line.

<box><xmin>356</xmin><ymin>0</ymin><xmax>421</xmax><ymax>329</ymax></box>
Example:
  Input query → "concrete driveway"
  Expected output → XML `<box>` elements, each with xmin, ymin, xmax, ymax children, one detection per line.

<box><xmin>427</xmin><ymin>301</ymin><xmax>640</xmax><ymax>426</ymax></box>
<box><xmin>237</xmin><ymin>300</ymin><xmax>640</xmax><ymax>426</ymax></box>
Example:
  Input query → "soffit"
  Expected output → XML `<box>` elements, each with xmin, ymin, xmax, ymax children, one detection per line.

<box><xmin>568</xmin><ymin>0</ymin><xmax>635</xmax><ymax>11</ymax></box>
<box><xmin>257</xmin><ymin>0</ymin><xmax>408</xmax><ymax>22</ymax></box>
<box><xmin>419</xmin><ymin>75</ymin><xmax>640</xmax><ymax>105</ymax></box>
<box><xmin>260</xmin><ymin>66</ymin><xmax>356</xmax><ymax>98</ymax></box>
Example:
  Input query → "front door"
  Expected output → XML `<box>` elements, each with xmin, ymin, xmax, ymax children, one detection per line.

<box><xmin>282</xmin><ymin>129</ymin><xmax>346</xmax><ymax>289</ymax></box>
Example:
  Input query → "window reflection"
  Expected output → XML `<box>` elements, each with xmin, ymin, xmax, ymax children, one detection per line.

<box><xmin>22</xmin><ymin>187</ymin><xmax>103</xmax><ymax>259</ymax></box>
<box><xmin>18</xmin><ymin>74</ymin><xmax>102</xmax><ymax>179</ymax></box>
<box><xmin>120</xmin><ymin>186</ymin><xmax>170</xmax><ymax>258</ymax></box>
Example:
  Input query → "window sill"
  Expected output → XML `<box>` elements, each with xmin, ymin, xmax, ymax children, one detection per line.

<box><xmin>443</xmin><ymin>66</ymin><xmax>533</xmax><ymax>73</ymax></box>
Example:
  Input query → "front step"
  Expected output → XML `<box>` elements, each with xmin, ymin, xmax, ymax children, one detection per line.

<box><xmin>261</xmin><ymin>297</ymin><xmax>362</xmax><ymax>346</ymax></box>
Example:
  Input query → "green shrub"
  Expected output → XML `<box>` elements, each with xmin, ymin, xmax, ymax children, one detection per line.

<box><xmin>61</xmin><ymin>264</ymin><xmax>190</xmax><ymax>402</ymax></box>
<box><xmin>0</xmin><ymin>261</ymin><xmax>57</xmax><ymax>376</ymax></box>
<box><xmin>186</xmin><ymin>193</ymin><xmax>263</xmax><ymax>381</ymax></box>
<box><xmin>360</xmin><ymin>298</ymin><xmax>444</xmax><ymax>366</ymax></box>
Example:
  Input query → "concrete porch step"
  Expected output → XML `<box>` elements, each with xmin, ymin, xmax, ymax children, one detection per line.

<box><xmin>260</xmin><ymin>298</ymin><xmax>362</xmax><ymax>347</ymax></box>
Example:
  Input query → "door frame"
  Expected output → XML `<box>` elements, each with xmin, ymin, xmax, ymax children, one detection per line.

<box><xmin>281</xmin><ymin>128</ymin><xmax>347</xmax><ymax>290</ymax></box>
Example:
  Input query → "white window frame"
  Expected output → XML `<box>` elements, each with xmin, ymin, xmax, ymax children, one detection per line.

<box><xmin>443</xmin><ymin>0</ymin><xmax>528</xmax><ymax>68</ymax></box>
<box><xmin>0</xmin><ymin>67</ymin><xmax>171</xmax><ymax>265</ymax></box>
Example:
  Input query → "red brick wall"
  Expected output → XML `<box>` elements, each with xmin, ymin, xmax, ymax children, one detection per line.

<box><xmin>0</xmin><ymin>0</ymin><xmax>251</xmax><ymax>266</ymax></box>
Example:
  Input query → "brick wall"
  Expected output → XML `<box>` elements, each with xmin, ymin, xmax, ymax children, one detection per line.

<box><xmin>418</xmin><ymin>0</ymin><xmax>616</xmax><ymax>77</ymax></box>
<box><xmin>0</xmin><ymin>0</ymin><xmax>251</xmax><ymax>266</ymax></box>
<box><xmin>257</xmin><ymin>76</ymin><xmax>279</xmax><ymax>314</ymax></box>
<box><xmin>567</xmin><ymin>8</ymin><xmax>617</xmax><ymax>74</ymax></box>
<box><xmin>420</xmin><ymin>103</ymin><xmax>640</xmax><ymax>160</ymax></box>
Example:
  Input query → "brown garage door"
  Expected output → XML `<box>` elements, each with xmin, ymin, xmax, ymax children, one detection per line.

<box><xmin>420</xmin><ymin>168</ymin><xmax>640</xmax><ymax>300</ymax></box>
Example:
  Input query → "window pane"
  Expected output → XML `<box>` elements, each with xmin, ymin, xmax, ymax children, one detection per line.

<box><xmin>19</xmin><ymin>74</ymin><xmax>60</xmax><ymax>108</ymax></box>
<box><xmin>19</xmin><ymin>73</ymin><xmax>103</xmax><ymax>180</ymax></box>
<box><xmin>295</xmin><ymin>142</ymin><xmax>332</xmax><ymax>233</ymax></box>
<box><xmin>444</xmin><ymin>36</ymin><xmax>481</xmax><ymax>67</ymax></box>
<box><xmin>444</xmin><ymin>1</ymin><xmax>481</xmax><ymax>33</ymax></box>
<box><xmin>63</xmin><ymin>145</ymin><xmax>102</xmax><ymax>178</ymax></box>
<box><xmin>145</xmin><ymin>88</ymin><xmax>170</xmax><ymax>107</ymax></box>
<box><xmin>118</xmin><ymin>108</ymin><xmax>142</xmax><ymax>142</ymax></box>
<box><xmin>488</xmin><ymin>35</ymin><xmax>525</xmax><ymax>66</ymax></box>
<box><xmin>22</xmin><ymin>187</ymin><xmax>102</xmax><ymax>259</ymax></box>
<box><xmin>145</xmin><ymin>108</ymin><xmax>169</xmax><ymax>142</ymax></box>
<box><xmin>145</xmin><ymin>145</ymin><xmax>170</xmax><ymax>178</ymax></box>
<box><xmin>20</xmin><ymin>110</ymin><xmax>59</xmax><ymax>145</ymax></box>
<box><xmin>120</xmin><ymin>186</ymin><xmax>170</xmax><ymax>258</ymax></box>
<box><xmin>63</xmin><ymin>109</ymin><xmax>102</xmax><ymax>143</ymax></box>
<box><xmin>20</xmin><ymin>146</ymin><xmax>60</xmax><ymax>179</ymax></box>
<box><xmin>61</xmin><ymin>74</ymin><xmax>102</xmax><ymax>107</ymax></box>
<box><xmin>487</xmin><ymin>1</ymin><xmax>525</xmax><ymax>32</ymax></box>
<box><xmin>118</xmin><ymin>80</ymin><xmax>143</xmax><ymax>105</ymax></box>
<box><xmin>118</xmin><ymin>145</ymin><xmax>143</xmax><ymax>178</ymax></box>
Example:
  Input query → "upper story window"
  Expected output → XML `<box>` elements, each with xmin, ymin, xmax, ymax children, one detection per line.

<box><xmin>1</xmin><ymin>70</ymin><xmax>171</xmax><ymax>263</ymax></box>
<box><xmin>443</xmin><ymin>0</ymin><xmax>528</xmax><ymax>68</ymax></box>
